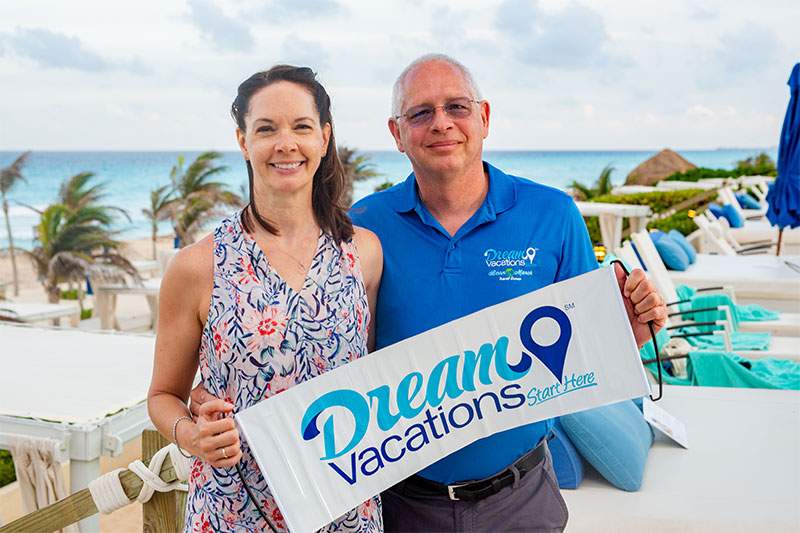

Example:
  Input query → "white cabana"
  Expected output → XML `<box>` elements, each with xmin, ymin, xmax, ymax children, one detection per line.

<box><xmin>563</xmin><ymin>385</ymin><xmax>800</xmax><ymax>532</ymax></box>
<box><xmin>575</xmin><ymin>201</ymin><xmax>651</xmax><ymax>251</ymax></box>
<box><xmin>0</xmin><ymin>324</ymin><xmax>155</xmax><ymax>532</ymax></box>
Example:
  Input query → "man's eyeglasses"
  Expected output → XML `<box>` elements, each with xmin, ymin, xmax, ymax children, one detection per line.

<box><xmin>394</xmin><ymin>98</ymin><xmax>481</xmax><ymax>127</ymax></box>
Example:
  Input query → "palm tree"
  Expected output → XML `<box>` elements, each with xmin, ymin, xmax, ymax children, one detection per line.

<box><xmin>1</xmin><ymin>151</ymin><xmax>30</xmax><ymax>296</ymax></box>
<box><xmin>569</xmin><ymin>164</ymin><xmax>615</xmax><ymax>201</ymax></box>
<box><xmin>169</xmin><ymin>152</ymin><xmax>241</xmax><ymax>246</ymax></box>
<box><xmin>142</xmin><ymin>185</ymin><xmax>174</xmax><ymax>259</ymax></box>
<box><xmin>338</xmin><ymin>146</ymin><xmax>380</xmax><ymax>206</ymax></box>
<box><xmin>24</xmin><ymin>173</ymin><xmax>136</xmax><ymax>303</ymax></box>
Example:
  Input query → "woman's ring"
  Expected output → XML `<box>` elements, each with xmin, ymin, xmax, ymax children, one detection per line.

<box><xmin>222</xmin><ymin>447</ymin><xmax>228</xmax><ymax>459</ymax></box>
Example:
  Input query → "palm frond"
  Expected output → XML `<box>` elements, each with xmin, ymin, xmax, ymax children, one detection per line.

<box><xmin>595</xmin><ymin>164</ymin><xmax>615</xmax><ymax>196</ymax></box>
<box><xmin>0</xmin><ymin>151</ymin><xmax>31</xmax><ymax>194</ymax></box>
<box><xmin>569</xmin><ymin>181</ymin><xmax>593</xmax><ymax>201</ymax></box>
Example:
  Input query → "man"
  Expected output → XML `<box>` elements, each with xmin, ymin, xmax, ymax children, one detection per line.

<box><xmin>193</xmin><ymin>54</ymin><xmax>666</xmax><ymax>531</ymax></box>
<box><xmin>347</xmin><ymin>54</ymin><xmax>665</xmax><ymax>532</ymax></box>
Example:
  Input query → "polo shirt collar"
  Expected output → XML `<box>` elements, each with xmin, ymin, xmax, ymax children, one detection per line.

<box><xmin>390</xmin><ymin>161</ymin><xmax>517</xmax><ymax>217</ymax></box>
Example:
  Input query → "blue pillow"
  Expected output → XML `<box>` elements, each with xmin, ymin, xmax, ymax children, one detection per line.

<box><xmin>549</xmin><ymin>419</ymin><xmax>584</xmax><ymax>489</ymax></box>
<box><xmin>708</xmin><ymin>202</ymin><xmax>725</xmax><ymax>220</ymax></box>
<box><xmin>736</xmin><ymin>193</ymin><xmax>761</xmax><ymax>210</ymax></box>
<box><xmin>668</xmin><ymin>230</ymin><xmax>697</xmax><ymax>264</ymax></box>
<box><xmin>722</xmin><ymin>204</ymin><xmax>744</xmax><ymax>228</ymax></box>
<box><xmin>560</xmin><ymin>400</ymin><xmax>654</xmax><ymax>491</ymax></box>
<box><xmin>653</xmin><ymin>235</ymin><xmax>690</xmax><ymax>270</ymax></box>
<box><xmin>649</xmin><ymin>230</ymin><xmax>667</xmax><ymax>243</ymax></box>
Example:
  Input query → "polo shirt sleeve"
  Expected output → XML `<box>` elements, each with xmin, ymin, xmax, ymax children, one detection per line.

<box><xmin>554</xmin><ymin>199</ymin><xmax>598</xmax><ymax>281</ymax></box>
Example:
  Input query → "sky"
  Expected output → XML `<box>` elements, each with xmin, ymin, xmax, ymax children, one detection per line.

<box><xmin>0</xmin><ymin>0</ymin><xmax>797</xmax><ymax>151</ymax></box>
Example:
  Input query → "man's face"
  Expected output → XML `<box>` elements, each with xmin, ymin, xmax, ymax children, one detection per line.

<box><xmin>389</xmin><ymin>61</ymin><xmax>490</xmax><ymax>180</ymax></box>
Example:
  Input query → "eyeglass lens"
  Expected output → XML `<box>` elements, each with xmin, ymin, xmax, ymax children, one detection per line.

<box><xmin>404</xmin><ymin>98</ymin><xmax>475</xmax><ymax>126</ymax></box>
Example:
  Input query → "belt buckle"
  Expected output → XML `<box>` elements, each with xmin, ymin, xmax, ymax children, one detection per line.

<box><xmin>447</xmin><ymin>482</ymin><xmax>465</xmax><ymax>501</ymax></box>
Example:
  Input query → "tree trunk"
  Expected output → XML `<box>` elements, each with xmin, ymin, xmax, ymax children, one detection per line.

<box><xmin>2</xmin><ymin>198</ymin><xmax>20</xmax><ymax>296</ymax></box>
<box><xmin>46</xmin><ymin>283</ymin><xmax>60</xmax><ymax>304</ymax></box>
<box><xmin>151</xmin><ymin>223</ymin><xmax>158</xmax><ymax>260</ymax></box>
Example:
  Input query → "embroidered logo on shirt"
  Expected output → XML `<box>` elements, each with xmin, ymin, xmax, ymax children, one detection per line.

<box><xmin>483</xmin><ymin>247</ymin><xmax>536</xmax><ymax>281</ymax></box>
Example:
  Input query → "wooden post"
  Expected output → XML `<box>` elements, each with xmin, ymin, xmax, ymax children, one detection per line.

<box><xmin>142</xmin><ymin>430</ymin><xmax>184</xmax><ymax>533</ymax></box>
<box><xmin>0</xmin><ymin>454</ymin><xmax>178</xmax><ymax>533</ymax></box>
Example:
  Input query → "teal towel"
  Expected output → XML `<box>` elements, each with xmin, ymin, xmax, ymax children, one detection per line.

<box><xmin>641</xmin><ymin>350</ymin><xmax>800</xmax><ymax>390</ymax></box>
<box><xmin>675</xmin><ymin>285</ymin><xmax>780</xmax><ymax>325</ymax></box>
<box><xmin>736</xmin><ymin>304</ymin><xmax>781</xmax><ymax>322</ymax></box>
<box><xmin>680</xmin><ymin>328</ymin><xmax>771</xmax><ymax>351</ymax></box>
<box><xmin>687</xmin><ymin>352</ymin><xmax>800</xmax><ymax>390</ymax></box>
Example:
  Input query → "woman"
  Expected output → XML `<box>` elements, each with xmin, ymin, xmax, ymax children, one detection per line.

<box><xmin>147</xmin><ymin>65</ymin><xmax>383</xmax><ymax>532</ymax></box>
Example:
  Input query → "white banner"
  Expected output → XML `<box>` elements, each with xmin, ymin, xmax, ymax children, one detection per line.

<box><xmin>236</xmin><ymin>266</ymin><xmax>651</xmax><ymax>532</ymax></box>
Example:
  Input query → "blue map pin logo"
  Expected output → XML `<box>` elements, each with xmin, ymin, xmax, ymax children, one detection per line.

<box><xmin>519</xmin><ymin>305</ymin><xmax>572</xmax><ymax>383</ymax></box>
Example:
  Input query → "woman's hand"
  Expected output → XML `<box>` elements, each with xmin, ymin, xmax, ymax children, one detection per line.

<box><xmin>184</xmin><ymin>399</ymin><xmax>243</xmax><ymax>468</ymax></box>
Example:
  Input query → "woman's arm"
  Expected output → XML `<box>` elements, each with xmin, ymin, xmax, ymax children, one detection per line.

<box><xmin>147</xmin><ymin>236</ymin><xmax>242</xmax><ymax>467</ymax></box>
<box><xmin>353</xmin><ymin>226</ymin><xmax>383</xmax><ymax>353</ymax></box>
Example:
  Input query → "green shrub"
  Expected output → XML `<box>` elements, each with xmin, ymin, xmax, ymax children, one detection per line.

<box><xmin>583</xmin><ymin>189</ymin><xmax>708</xmax><ymax>243</ymax></box>
<box><xmin>60</xmin><ymin>288</ymin><xmax>79</xmax><ymax>300</ymax></box>
<box><xmin>664</xmin><ymin>167</ymin><xmax>740</xmax><ymax>182</ymax></box>
<box><xmin>665</xmin><ymin>153</ymin><xmax>776</xmax><ymax>182</ymax></box>
<box><xmin>735</xmin><ymin>152</ymin><xmax>776</xmax><ymax>176</ymax></box>
<box><xmin>81</xmin><ymin>308</ymin><xmax>93</xmax><ymax>320</ymax></box>
<box><xmin>591</xmin><ymin>189</ymin><xmax>706</xmax><ymax>212</ymax></box>
<box><xmin>647</xmin><ymin>210</ymin><xmax>697</xmax><ymax>236</ymax></box>
<box><xmin>0</xmin><ymin>450</ymin><xmax>15</xmax><ymax>488</ymax></box>
<box><xmin>374</xmin><ymin>181</ymin><xmax>394</xmax><ymax>192</ymax></box>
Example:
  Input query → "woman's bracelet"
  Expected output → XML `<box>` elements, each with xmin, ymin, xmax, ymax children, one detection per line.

<box><xmin>172</xmin><ymin>415</ymin><xmax>194</xmax><ymax>459</ymax></box>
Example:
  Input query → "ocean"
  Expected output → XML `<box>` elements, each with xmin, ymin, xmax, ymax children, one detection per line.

<box><xmin>0</xmin><ymin>148</ymin><xmax>777</xmax><ymax>250</ymax></box>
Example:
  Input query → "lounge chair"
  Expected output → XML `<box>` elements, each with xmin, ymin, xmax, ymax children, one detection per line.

<box><xmin>562</xmin><ymin>385</ymin><xmax>800</xmax><ymax>531</ymax></box>
<box><xmin>616</xmin><ymin>241</ymin><xmax>799</xmax><ymax>360</ymax></box>
<box><xmin>617</xmin><ymin>240</ymin><xmax>799</xmax><ymax>337</ymax></box>
<box><xmin>629</xmin><ymin>230</ymin><xmax>800</xmax><ymax>313</ymax></box>
<box><xmin>717</xmin><ymin>186</ymin><xmax>767</xmax><ymax>221</ymax></box>
<box><xmin>694</xmin><ymin>213</ymin><xmax>775</xmax><ymax>255</ymax></box>
<box><xmin>0</xmin><ymin>302</ymin><xmax>80</xmax><ymax>327</ymax></box>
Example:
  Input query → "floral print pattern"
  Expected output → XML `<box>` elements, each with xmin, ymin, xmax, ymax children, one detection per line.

<box><xmin>185</xmin><ymin>213</ymin><xmax>382</xmax><ymax>532</ymax></box>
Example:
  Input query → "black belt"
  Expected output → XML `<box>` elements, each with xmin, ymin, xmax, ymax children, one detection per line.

<box><xmin>398</xmin><ymin>440</ymin><xmax>548</xmax><ymax>502</ymax></box>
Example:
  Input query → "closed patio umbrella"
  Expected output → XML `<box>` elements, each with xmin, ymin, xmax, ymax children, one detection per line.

<box><xmin>767</xmin><ymin>63</ymin><xmax>800</xmax><ymax>254</ymax></box>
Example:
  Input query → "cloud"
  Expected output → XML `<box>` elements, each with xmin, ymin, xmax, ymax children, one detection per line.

<box><xmin>714</xmin><ymin>23</ymin><xmax>781</xmax><ymax>77</ymax></box>
<box><xmin>494</xmin><ymin>0</ymin><xmax>616</xmax><ymax>69</ymax></box>
<box><xmin>0</xmin><ymin>27</ymin><xmax>110</xmax><ymax>71</ymax></box>
<box><xmin>281</xmin><ymin>36</ymin><xmax>329</xmax><ymax>71</ymax></box>
<box><xmin>271</xmin><ymin>0</ymin><xmax>342</xmax><ymax>19</ymax></box>
<box><xmin>689</xmin><ymin>5</ymin><xmax>718</xmax><ymax>21</ymax></box>
<box><xmin>686</xmin><ymin>104</ymin><xmax>714</xmax><ymax>118</ymax></box>
<box><xmin>187</xmin><ymin>0</ymin><xmax>255</xmax><ymax>52</ymax></box>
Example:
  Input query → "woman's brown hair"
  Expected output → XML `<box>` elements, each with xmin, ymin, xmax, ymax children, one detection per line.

<box><xmin>231</xmin><ymin>65</ymin><xmax>353</xmax><ymax>243</ymax></box>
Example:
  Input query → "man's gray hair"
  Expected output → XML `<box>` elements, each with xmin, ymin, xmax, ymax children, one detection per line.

<box><xmin>391</xmin><ymin>53</ymin><xmax>483</xmax><ymax>117</ymax></box>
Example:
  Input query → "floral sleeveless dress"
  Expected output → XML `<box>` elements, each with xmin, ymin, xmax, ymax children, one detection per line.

<box><xmin>185</xmin><ymin>213</ymin><xmax>383</xmax><ymax>532</ymax></box>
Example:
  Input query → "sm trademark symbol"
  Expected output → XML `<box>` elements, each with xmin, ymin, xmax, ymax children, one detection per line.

<box><xmin>563</xmin><ymin>302</ymin><xmax>576</xmax><ymax>311</ymax></box>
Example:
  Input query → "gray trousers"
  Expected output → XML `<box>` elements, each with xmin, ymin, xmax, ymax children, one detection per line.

<box><xmin>381</xmin><ymin>446</ymin><xmax>568</xmax><ymax>532</ymax></box>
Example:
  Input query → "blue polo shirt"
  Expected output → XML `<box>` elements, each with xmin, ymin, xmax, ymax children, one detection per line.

<box><xmin>350</xmin><ymin>162</ymin><xmax>597</xmax><ymax>483</ymax></box>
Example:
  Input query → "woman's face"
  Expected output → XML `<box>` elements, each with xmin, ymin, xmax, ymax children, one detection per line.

<box><xmin>237</xmin><ymin>81</ymin><xmax>331</xmax><ymax>198</ymax></box>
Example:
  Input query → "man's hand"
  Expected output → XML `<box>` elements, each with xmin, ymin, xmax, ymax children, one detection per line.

<box><xmin>614</xmin><ymin>263</ymin><xmax>667</xmax><ymax>348</ymax></box>
<box><xmin>189</xmin><ymin>383</ymin><xmax>218</xmax><ymax>419</ymax></box>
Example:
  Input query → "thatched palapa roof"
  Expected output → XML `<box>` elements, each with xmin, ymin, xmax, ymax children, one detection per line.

<box><xmin>625</xmin><ymin>149</ymin><xmax>696</xmax><ymax>185</ymax></box>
